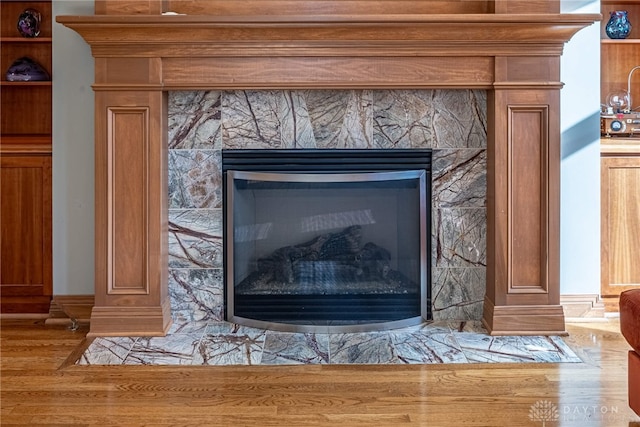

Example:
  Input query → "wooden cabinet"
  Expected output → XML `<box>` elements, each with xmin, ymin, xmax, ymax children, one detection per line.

<box><xmin>0</xmin><ymin>155</ymin><xmax>52</xmax><ymax>313</ymax></box>
<box><xmin>601</xmin><ymin>142</ymin><xmax>640</xmax><ymax>311</ymax></box>
<box><xmin>1</xmin><ymin>0</ymin><xmax>52</xmax><ymax>313</ymax></box>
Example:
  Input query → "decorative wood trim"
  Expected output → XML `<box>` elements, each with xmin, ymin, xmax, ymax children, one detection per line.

<box><xmin>92</xmin><ymin>84</ymin><xmax>164</xmax><ymax>92</ymax></box>
<box><xmin>57</xmin><ymin>2</ymin><xmax>598</xmax><ymax>336</ymax></box>
<box><xmin>107</xmin><ymin>107</ymin><xmax>150</xmax><ymax>295</ymax></box>
<box><xmin>507</xmin><ymin>105</ymin><xmax>549</xmax><ymax>294</ymax></box>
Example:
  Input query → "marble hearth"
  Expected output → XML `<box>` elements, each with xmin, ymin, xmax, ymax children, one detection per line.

<box><xmin>167</xmin><ymin>89</ymin><xmax>486</xmax><ymax>329</ymax></box>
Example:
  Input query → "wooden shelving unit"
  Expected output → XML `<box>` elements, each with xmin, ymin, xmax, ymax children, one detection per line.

<box><xmin>601</xmin><ymin>0</ymin><xmax>640</xmax><ymax>312</ymax></box>
<box><xmin>0</xmin><ymin>0</ymin><xmax>53</xmax><ymax>314</ymax></box>
<box><xmin>601</xmin><ymin>1</ymin><xmax>640</xmax><ymax>110</ymax></box>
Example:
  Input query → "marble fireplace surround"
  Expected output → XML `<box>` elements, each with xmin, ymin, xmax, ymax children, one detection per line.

<box><xmin>167</xmin><ymin>89</ymin><xmax>484</xmax><ymax>330</ymax></box>
<box><xmin>57</xmin><ymin>1</ymin><xmax>598</xmax><ymax>337</ymax></box>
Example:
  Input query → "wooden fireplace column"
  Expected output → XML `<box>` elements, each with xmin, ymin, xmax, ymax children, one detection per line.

<box><xmin>58</xmin><ymin>1</ymin><xmax>598</xmax><ymax>336</ymax></box>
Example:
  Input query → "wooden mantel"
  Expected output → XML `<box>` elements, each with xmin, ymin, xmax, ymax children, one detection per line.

<box><xmin>57</xmin><ymin>0</ymin><xmax>599</xmax><ymax>337</ymax></box>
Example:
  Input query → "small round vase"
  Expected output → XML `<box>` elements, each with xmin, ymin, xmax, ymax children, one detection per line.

<box><xmin>606</xmin><ymin>10</ymin><xmax>632</xmax><ymax>39</ymax></box>
<box><xmin>17</xmin><ymin>8</ymin><xmax>41</xmax><ymax>38</ymax></box>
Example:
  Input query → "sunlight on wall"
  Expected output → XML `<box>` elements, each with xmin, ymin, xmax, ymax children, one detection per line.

<box><xmin>560</xmin><ymin>0</ymin><xmax>601</xmax><ymax>295</ymax></box>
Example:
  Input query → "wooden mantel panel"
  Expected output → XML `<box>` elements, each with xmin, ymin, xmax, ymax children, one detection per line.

<box><xmin>168</xmin><ymin>1</ymin><xmax>492</xmax><ymax>16</ymax></box>
<box><xmin>492</xmin><ymin>0</ymin><xmax>559</xmax><ymax>14</ymax></box>
<box><xmin>94</xmin><ymin>0</ymin><xmax>559</xmax><ymax>17</ymax></box>
<box><xmin>58</xmin><ymin>1</ymin><xmax>598</xmax><ymax>336</ymax></box>
<box><xmin>95</xmin><ymin>0</ymin><xmax>559</xmax><ymax>16</ymax></box>
<box><xmin>96</xmin><ymin>0</ymin><xmax>166</xmax><ymax>15</ymax></box>
<box><xmin>162</xmin><ymin>57</ymin><xmax>495</xmax><ymax>90</ymax></box>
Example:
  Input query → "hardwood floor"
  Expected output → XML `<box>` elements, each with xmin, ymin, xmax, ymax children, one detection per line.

<box><xmin>1</xmin><ymin>318</ymin><xmax>639</xmax><ymax>426</ymax></box>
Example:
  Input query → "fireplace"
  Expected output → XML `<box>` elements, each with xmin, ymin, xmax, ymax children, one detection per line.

<box><xmin>223</xmin><ymin>149</ymin><xmax>431</xmax><ymax>332</ymax></box>
<box><xmin>57</xmin><ymin>1</ymin><xmax>598</xmax><ymax>337</ymax></box>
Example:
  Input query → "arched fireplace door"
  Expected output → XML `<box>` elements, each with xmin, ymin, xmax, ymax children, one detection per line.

<box><xmin>223</xmin><ymin>149</ymin><xmax>431</xmax><ymax>333</ymax></box>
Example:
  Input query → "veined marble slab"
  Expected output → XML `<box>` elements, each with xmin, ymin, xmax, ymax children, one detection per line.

<box><xmin>166</xmin><ymin>89</ymin><xmax>489</xmax><ymax>323</ymax></box>
<box><xmin>78</xmin><ymin>322</ymin><xmax>582</xmax><ymax>367</ymax></box>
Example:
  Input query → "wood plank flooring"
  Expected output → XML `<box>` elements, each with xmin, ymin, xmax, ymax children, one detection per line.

<box><xmin>2</xmin><ymin>318</ymin><xmax>640</xmax><ymax>426</ymax></box>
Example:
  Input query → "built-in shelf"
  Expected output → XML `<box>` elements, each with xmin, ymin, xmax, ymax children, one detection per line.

<box><xmin>601</xmin><ymin>38</ymin><xmax>640</xmax><ymax>44</ymax></box>
<box><xmin>0</xmin><ymin>134</ymin><xmax>52</xmax><ymax>145</ymax></box>
<box><xmin>0</xmin><ymin>81</ymin><xmax>52</xmax><ymax>86</ymax></box>
<box><xmin>0</xmin><ymin>37</ymin><xmax>52</xmax><ymax>42</ymax></box>
<box><xmin>0</xmin><ymin>0</ymin><xmax>53</xmax><ymax>314</ymax></box>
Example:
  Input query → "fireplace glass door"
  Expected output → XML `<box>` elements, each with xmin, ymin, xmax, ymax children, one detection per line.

<box><xmin>224</xmin><ymin>150</ymin><xmax>430</xmax><ymax>333</ymax></box>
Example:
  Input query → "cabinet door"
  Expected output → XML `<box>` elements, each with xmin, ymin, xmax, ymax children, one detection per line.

<box><xmin>601</xmin><ymin>155</ymin><xmax>640</xmax><ymax>309</ymax></box>
<box><xmin>0</xmin><ymin>155</ymin><xmax>52</xmax><ymax>313</ymax></box>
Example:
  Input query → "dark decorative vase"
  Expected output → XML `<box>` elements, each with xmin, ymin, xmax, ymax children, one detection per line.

<box><xmin>17</xmin><ymin>8</ymin><xmax>41</xmax><ymax>38</ymax></box>
<box><xmin>606</xmin><ymin>10</ymin><xmax>632</xmax><ymax>39</ymax></box>
<box><xmin>5</xmin><ymin>57</ymin><xmax>50</xmax><ymax>82</ymax></box>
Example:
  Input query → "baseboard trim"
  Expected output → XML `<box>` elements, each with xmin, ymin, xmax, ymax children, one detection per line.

<box><xmin>560</xmin><ymin>294</ymin><xmax>605</xmax><ymax>319</ymax></box>
<box><xmin>0</xmin><ymin>313</ymin><xmax>50</xmax><ymax>320</ymax></box>
<box><xmin>45</xmin><ymin>295</ymin><xmax>95</xmax><ymax>329</ymax></box>
<box><xmin>39</xmin><ymin>293</ymin><xmax>606</xmax><ymax>332</ymax></box>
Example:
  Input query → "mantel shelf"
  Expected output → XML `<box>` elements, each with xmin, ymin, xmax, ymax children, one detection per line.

<box><xmin>601</xmin><ymin>38</ymin><xmax>640</xmax><ymax>44</ymax></box>
<box><xmin>1</xmin><ymin>81</ymin><xmax>52</xmax><ymax>86</ymax></box>
<box><xmin>57</xmin><ymin>13</ymin><xmax>600</xmax><ymax>54</ymax></box>
<box><xmin>58</xmin><ymin>13</ymin><xmax>599</xmax><ymax>24</ymax></box>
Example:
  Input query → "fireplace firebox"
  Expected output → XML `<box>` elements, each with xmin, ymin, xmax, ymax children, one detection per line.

<box><xmin>223</xmin><ymin>149</ymin><xmax>432</xmax><ymax>332</ymax></box>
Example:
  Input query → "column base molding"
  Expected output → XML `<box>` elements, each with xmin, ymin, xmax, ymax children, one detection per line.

<box><xmin>483</xmin><ymin>296</ymin><xmax>567</xmax><ymax>336</ymax></box>
<box><xmin>87</xmin><ymin>299</ymin><xmax>172</xmax><ymax>337</ymax></box>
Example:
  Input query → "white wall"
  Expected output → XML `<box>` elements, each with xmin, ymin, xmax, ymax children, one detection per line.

<box><xmin>560</xmin><ymin>0</ymin><xmax>601</xmax><ymax>295</ymax></box>
<box><xmin>50</xmin><ymin>1</ymin><xmax>602</xmax><ymax>297</ymax></box>
<box><xmin>52</xmin><ymin>0</ymin><xmax>95</xmax><ymax>295</ymax></box>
